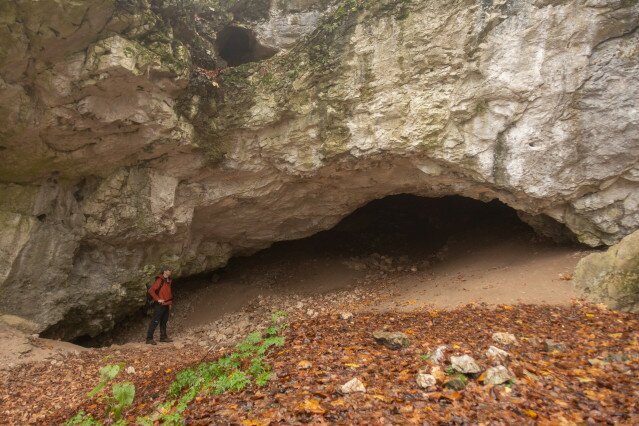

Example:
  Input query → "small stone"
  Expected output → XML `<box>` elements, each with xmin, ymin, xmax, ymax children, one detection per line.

<box><xmin>492</xmin><ymin>332</ymin><xmax>518</xmax><ymax>346</ymax></box>
<box><xmin>523</xmin><ymin>369</ymin><xmax>540</xmax><ymax>382</ymax></box>
<box><xmin>450</xmin><ymin>355</ymin><xmax>481</xmax><ymax>374</ymax></box>
<box><xmin>198</xmin><ymin>340</ymin><xmax>208</xmax><ymax>347</ymax></box>
<box><xmin>174</xmin><ymin>342</ymin><xmax>185</xmax><ymax>349</ymax></box>
<box><xmin>430</xmin><ymin>345</ymin><xmax>449</xmax><ymax>364</ymax></box>
<box><xmin>340</xmin><ymin>312</ymin><xmax>353</xmax><ymax>321</ymax></box>
<box><xmin>543</xmin><ymin>339</ymin><xmax>567</xmax><ymax>352</ymax></box>
<box><xmin>483</xmin><ymin>366</ymin><xmax>514</xmax><ymax>385</ymax></box>
<box><xmin>17</xmin><ymin>345</ymin><xmax>32</xmax><ymax>355</ymax></box>
<box><xmin>430</xmin><ymin>366</ymin><xmax>447</xmax><ymax>383</ymax></box>
<box><xmin>416</xmin><ymin>373</ymin><xmax>436</xmax><ymax>389</ymax></box>
<box><xmin>444</xmin><ymin>374</ymin><xmax>468</xmax><ymax>390</ymax></box>
<box><xmin>486</xmin><ymin>346</ymin><xmax>510</xmax><ymax>363</ymax></box>
<box><xmin>527</xmin><ymin>337</ymin><xmax>543</xmax><ymax>346</ymax></box>
<box><xmin>372</xmin><ymin>331</ymin><xmax>410</xmax><ymax>350</ymax></box>
<box><xmin>125</xmin><ymin>366</ymin><xmax>136</xmax><ymax>374</ymax></box>
<box><xmin>341</xmin><ymin>378</ymin><xmax>366</xmax><ymax>394</ymax></box>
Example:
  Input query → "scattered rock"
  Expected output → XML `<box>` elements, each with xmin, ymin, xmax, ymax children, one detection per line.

<box><xmin>588</xmin><ymin>358</ymin><xmax>607</xmax><ymax>367</ymax></box>
<box><xmin>444</xmin><ymin>374</ymin><xmax>468</xmax><ymax>390</ymax></box>
<box><xmin>527</xmin><ymin>337</ymin><xmax>543</xmax><ymax>346</ymax></box>
<box><xmin>430</xmin><ymin>345</ymin><xmax>449</xmax><ymax>364</ymax></box>
<box><xmin>450</xmin><ymin>355</ymin><xmax>481</xmax><ymax>374</ymax></box>
<box><xmin>486</xmin><ymin>346</ymin><xmax>509</xmax><ymax>363</ymax></box>
<box><xmin>492</xmin><ymin>332</ymin><xmax>518</xmax><ymax>346</ymax></box>
<box><xmin>483</xmin><ymin>366</ymin><xmax>514</xmax><ymax>385</ymax></box>
<box><xmin>522</xmin><ymin>369</ymin><xmax>540</xmax><ymax>382</ymax></box>
<box><xmin>604</xmin><ymin>352</ymin><xmax>639</xmax><ymax>363</ymax></box>
<box><xmin>416</xmin><ymin>373</ymin><xmax>437</xmax><ymax>389</ymax></box>
<box><xmin>543</xmin><ymin>339</ymin><xmax>568</xmax><ymax>352</ymax></box>
<box><xmin>372</xmin><ymin>331</ymin><xmax>410</xmax><ymax>350</ymax></box>
<box><xmin>341</xmin><ymin>378</ymin><xmax>366</xmax><ymax>394</ymax></box>
<box><xmin>174</xmin><ymin>342</ymin><xmax>185</xmax><ymax>349</ymax></box>
<box><xmin>339</xmin><ymin>312</ymin><xmax>353</xmax><ymax>321</ymax></box>
<box><xmin>573</xmin><ymin>230</ymin><xmax>639</xmax><ymax>312</ymax></box>
<box><xmin>430</xmin><ymin>366</ymin><xmax>447</xmax><ymax>383</ymax></box>
<box><xmin>125</xmin><ymin>366</ymin><xmax>136</xmax><ymax>374</ymax></box>
<box><xmin>16</xmin><ymin>344</ymin><xmax>32</xmax><ymax>355</ymax></box>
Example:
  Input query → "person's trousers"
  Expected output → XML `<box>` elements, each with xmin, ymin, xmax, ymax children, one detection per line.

<box><xmin>147</xmin><ymin>304</ymin><xmax>170</xmax><ymax>340</ymax></box>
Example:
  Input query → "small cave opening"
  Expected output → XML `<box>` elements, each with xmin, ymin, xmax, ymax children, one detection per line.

<box><xmin>83</xmin><ymin>195</ymin><xmax>585</xmax><ymax>348</ymax></box>
<box><xmin>215</xmin><ymin>25</ymin><xmax>278</xmax><ymax>67</ymax></box>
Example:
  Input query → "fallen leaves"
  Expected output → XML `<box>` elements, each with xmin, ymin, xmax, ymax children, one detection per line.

<box><xmin>297</xmin><ymin>398</ymin><xmax>326</xmax><ymax>414</ymax></box>
<box><xmin>2</xmin><ymin>304</ymin><xmax>638</xmax><ymax>425</ymax></box>
<box><xmin>297</xmin><ymin>360</ymin><xmax>312</xmax><ymax>369</ymax></box>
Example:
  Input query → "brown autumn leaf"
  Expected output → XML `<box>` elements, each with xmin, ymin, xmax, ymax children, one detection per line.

<box><xmin>297</xmin><ymin>398</ymin><xmax>326</xmax><ymax>415</ymax></box>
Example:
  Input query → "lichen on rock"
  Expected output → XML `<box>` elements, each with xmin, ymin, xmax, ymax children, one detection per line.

<box><xmin>0</xmin><ymin>0</ymin><xmax>638</xmax><ymax>338</ymax></box>
<box><xmin>574</xmin><ymin>230</ymin><xmax>639</xmax><ymax>312</ymax></box>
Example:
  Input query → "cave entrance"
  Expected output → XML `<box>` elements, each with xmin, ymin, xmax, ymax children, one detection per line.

<box><xmin>216</xmin><ymin>25</ymin><xmax>278</xmax><ymax>67</ymax></box>
<box><xmin>89</xmin><ymin>194</ymin><xmax>585</xmax><ymax>347</ymax></box>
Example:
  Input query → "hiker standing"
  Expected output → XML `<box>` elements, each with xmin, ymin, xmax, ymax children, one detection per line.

<box><xmin>146</xmin><ymin>266</ymin><xmax>174</xmax><ymax>345</ymax></box>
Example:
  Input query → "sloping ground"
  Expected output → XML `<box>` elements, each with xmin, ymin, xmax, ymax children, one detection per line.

<box><xmin>2</xmin><ymin>304</ymin><xmax>637</xmax><ymax>424</ymax></box>
<box><xmin>100</xmin><ymin>195</ymin><xmax>586</xmax><ymax>347</ymax></box>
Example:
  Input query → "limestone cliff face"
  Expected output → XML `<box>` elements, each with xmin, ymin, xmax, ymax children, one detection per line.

<box><xmin>574</xmin><ymin>230</ymin><xmax>639</xmax><ymax>313</ymax></box>
<box><xmin>1</xmin><ymin>0</ymin><xmax>638</xmax><ymax>338</ymax></box>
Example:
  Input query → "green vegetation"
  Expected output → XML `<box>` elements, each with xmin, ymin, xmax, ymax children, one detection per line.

<box><xmin>65</xmin><ymin>312</ymin><xmax>288</xmax><ymax>425</ymax></box>
<box><xmin>142</xmin><ymin>311</ymin><xmax>288</xmax><ymax>425</ymax></box>
<box><xmin>66</xmin><ymin>364</ymin><xmax>135</xmax><ymax>426</ymax></box>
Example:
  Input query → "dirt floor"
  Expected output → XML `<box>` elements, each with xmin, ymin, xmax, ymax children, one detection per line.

<box><xmin>98</xmin><ymin>196</ymin><xmax>591</xmax><ymax>346</ymax></box>
<box><xmin>0</xmin><ymin>324</ymin><xmax>86</xmax><ymax>371</ymax></box>
<box><xmin>3</xmin><ymin>195</ymin><xmax>625</xmax><ymax>425</ymax></box>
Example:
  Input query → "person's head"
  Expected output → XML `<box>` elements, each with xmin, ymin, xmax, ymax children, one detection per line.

<box><xmin>160</xmin><ymin>266</ymin><xmax>172</xmax><ymax>278</ymax></box>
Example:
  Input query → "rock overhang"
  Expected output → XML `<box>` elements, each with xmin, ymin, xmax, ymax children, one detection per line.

<box><xmin>0</xmin><ymin>0</ymin><xmax>638</xmax><ymax>338</ymax></box>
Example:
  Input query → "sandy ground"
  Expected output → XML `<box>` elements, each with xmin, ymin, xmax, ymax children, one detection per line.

<box><xmin>101</xmin><ymin>219</ymin><xmax>592</xmax><ymax>347</ymax></box>
<box><xmin>375</xmin><ymin>229</ymin><xmax>587</xmax><ymax>311</ymax></box>
<box><xmin>0</xmin><ymin>324</ymin><xmax>86</xmax><ymax>371</ymax></box>
<box><xmin>2</xmin><ymin>196</ymin><xmax>597</xmax><ymax>356</ymax></box>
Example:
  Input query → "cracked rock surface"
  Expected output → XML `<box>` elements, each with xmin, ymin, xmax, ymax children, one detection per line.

<box><xmin>0</xmin><ymin>0</ymin><xmax>638</xmax><ymax>338</ymax></box>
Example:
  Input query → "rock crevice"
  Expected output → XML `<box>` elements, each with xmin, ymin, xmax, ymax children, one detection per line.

<box><xmin>1</xmin><ymin>0</ymin><xmax>638</xmax><ymax>338</ymax></box>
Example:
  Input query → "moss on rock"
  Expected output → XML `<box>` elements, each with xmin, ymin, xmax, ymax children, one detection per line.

<box><xmin>574</xmin><ymin>230</ymin><xmax>639</xmax><ymax>312</ymax></box>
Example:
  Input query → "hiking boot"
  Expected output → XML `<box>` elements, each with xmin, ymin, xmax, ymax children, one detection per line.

<box><xmin>160</xmin><ymin>337</ymin><xmax>173</xmax><ymax>343</ymax></box>
<box><xmin>146</xmin><ymin>339</ymin><xmax>157</xmax><ymax>345</ymax></box>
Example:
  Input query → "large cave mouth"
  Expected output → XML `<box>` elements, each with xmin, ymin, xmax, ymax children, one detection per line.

<box><xmin>216</xmin><ymin>25</ymin><xmax>278</xmax><ymax>67</ymax></box>
<box><xmin>236</xmin><ymin>194</ymin><xmax>575</xmax><ymax>265</ymax></box>
<box><xmin>84</xmin><ymin>194</ymin><xmax>582</xmax><ymax>347</ymax></box>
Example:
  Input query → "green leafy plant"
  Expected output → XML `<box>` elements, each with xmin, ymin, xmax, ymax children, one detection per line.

<box><xmin>108</xmin><ymin>382</ymin><xmax>135</xmax><ymax>421</ymax></box>
<box><xmin>65</xmin><ymin>411</ymin><xmax>101</xmax><ymax>426</ymax></box>
<box><xmin>154</xmin><ymin>312</ymin><xmax>289</xmax><ymax>424</ymax></box>
<box><xmin>88</xmin><ymin>363</ymin><xmax>123</xmax><ymax>397</ymax></box>
<box><xmin>66</xmin><ymin>363</ymin><xmax>136</xmax><ymax>425</ymax></box>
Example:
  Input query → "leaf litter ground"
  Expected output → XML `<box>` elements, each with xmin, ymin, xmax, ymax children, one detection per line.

<box><xmin>1</xmin><ymin>304</ymin><xmax>637</xmax><ymax>425</ymax></box>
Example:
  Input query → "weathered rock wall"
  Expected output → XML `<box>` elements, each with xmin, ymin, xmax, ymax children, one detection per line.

<box><xmin>574</xmin><ymin>230</ymin><xmax>639</xmax><ymax>312</ymax></box>
<box><xmin>1</xmin><ymin>0</ymin><xmax>638</xmax><ymax>338</ymax></box>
